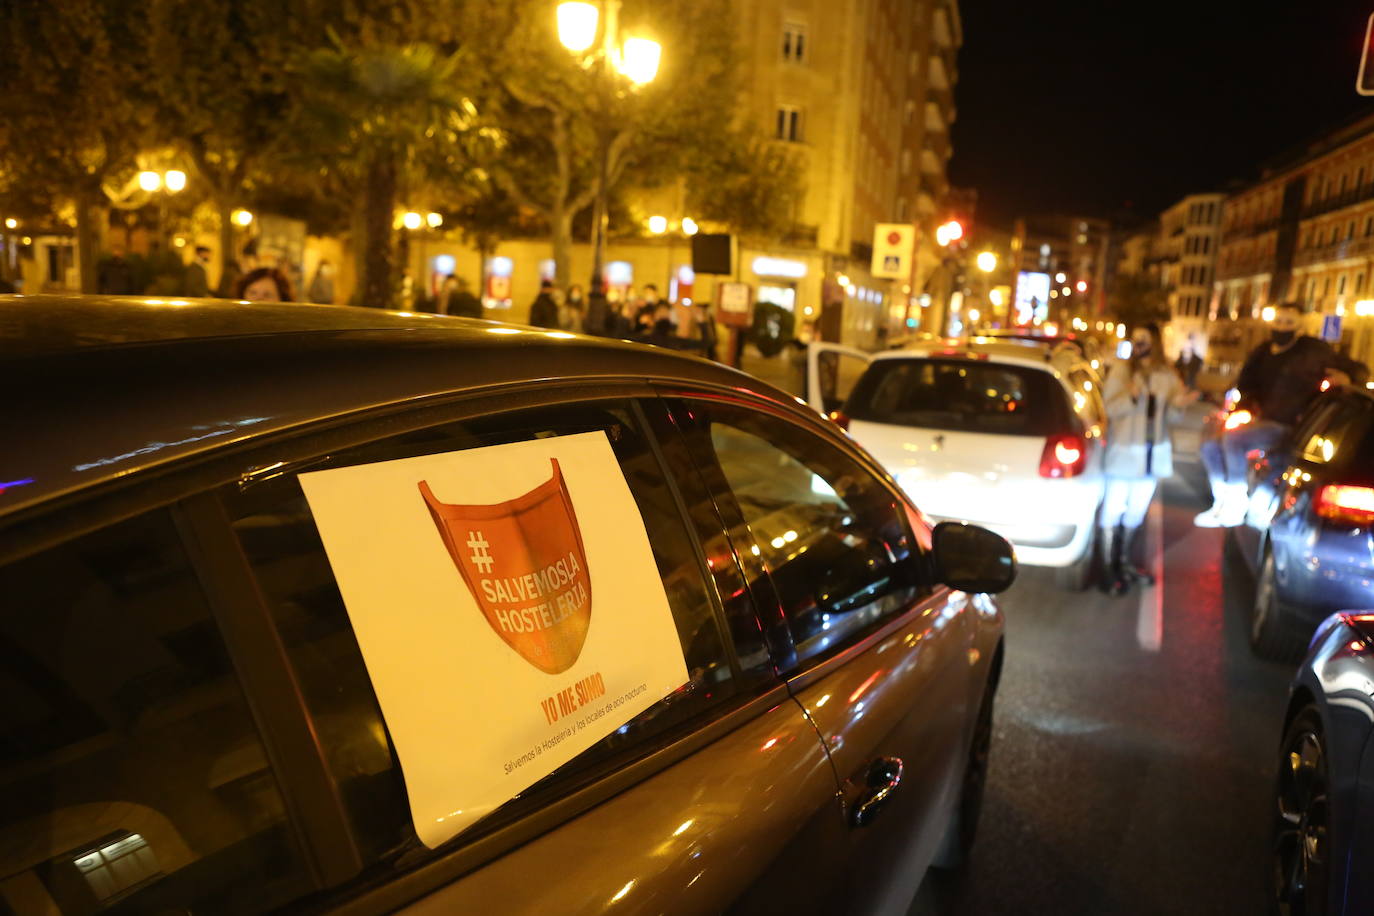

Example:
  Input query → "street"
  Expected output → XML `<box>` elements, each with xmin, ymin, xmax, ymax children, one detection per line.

<box><xmin>909</xmin><ymin>451</ymin><xmax>1294</xmax><ymax>914</ymax></box>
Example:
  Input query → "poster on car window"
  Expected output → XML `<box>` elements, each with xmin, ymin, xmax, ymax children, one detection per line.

<box><xmin>299</xmin><ymin>431</ymin><xmax>689</xmax><ymax>848</ymax></box>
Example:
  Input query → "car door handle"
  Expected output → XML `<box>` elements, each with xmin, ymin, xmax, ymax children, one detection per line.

<box><xmin>850</xmin><ymin>756</ymin><xmax>904</xmax><ymax>828</ymax></box>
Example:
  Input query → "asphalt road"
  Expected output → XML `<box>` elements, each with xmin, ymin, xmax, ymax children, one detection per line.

<box><xmin>909</xmin><ymin>456</ymin><xmax>1296</xmax><ymax>915</ymax></box>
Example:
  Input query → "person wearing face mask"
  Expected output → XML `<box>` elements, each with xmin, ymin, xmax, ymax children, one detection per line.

<box><xmin>1195</xmin><ymin>302</ymin><xmax>1335</xmax><ymax>527</ymax></box>
<box><xmin>1100</xmin><ymin>322</ymin><xmax>1200</xmax><ymax>595</ymax></box>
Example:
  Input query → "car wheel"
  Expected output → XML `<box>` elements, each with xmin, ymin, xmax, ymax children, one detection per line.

<box><xmin>1251</xmin><ymin>548</ymin><xmax>1307</xmax><ymax>663</ymax></box>
<box><xmin>1273</xmin><ymin>706</ymin><xmax>1330</xmax><ymax>916</ymax></box>
<box><xmin>930</xmin><ymin>682</ymin><xmax>995</xmax><ymax>871</ymax></box>
<box><xmin>1055</xmin><ymin>529</ymin><xmax>1095</xmax><ymax>592</ymax></box>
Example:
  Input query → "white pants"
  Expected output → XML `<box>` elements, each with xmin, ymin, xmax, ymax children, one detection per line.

<box><xmin>1102</xmin><ymin>477</ymin><xmax>1157</xmax><ymax>530</ymax></box>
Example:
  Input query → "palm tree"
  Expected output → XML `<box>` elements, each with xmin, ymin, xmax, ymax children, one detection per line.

<box><xmin>297</xmin><ymin>39</ymin><xmax>475</xmax><ymax>308</ymax></box>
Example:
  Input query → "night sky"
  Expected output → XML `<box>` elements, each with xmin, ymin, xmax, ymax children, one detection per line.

<box><xmin>950</xmin><ymin>1</ymin><xmax>1374</xmax><ymax>229</ymax></box>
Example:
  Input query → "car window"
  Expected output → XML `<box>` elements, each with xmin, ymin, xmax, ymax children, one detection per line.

<box><xmin>0</xmin><ymin>509</ymin><xmax>313</xmax><ymax>915</ymax></box>
<box><xmin>845</xmin><ymin>358</ymin><xmax>1069</xmax><ymax>435</ymax></box>
<box><xmin>1300</xmin><ymin>398</ymin><xmax>1374</xmax><ymax>468</ymax></box>
<box><xmin>673</xmin><ymin>400</ymin><xmax>924</xmax><ymax>668</ymax></box>
<box><xmin>221</xmin><ymin>398</ymin><xmax>765</xmax><ymax>864</ymax></box>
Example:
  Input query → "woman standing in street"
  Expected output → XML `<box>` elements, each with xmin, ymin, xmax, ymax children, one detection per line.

<box><xmin>1099</xmin><ymin>322</ymin><xmax>1200</xmax><ymax>595</ymax></box>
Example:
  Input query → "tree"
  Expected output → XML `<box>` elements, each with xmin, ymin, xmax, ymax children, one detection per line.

<box><xmin>0</xmin><ymin>0</ymin><xmax>154</xmax><ymax>291</ymax></box>
<box><xmin>461</xmin><ymin>0</ymin><xmax>738</xmax><ymax>287</ymax></box>
<box><xmin>685</xmin><ymin>130</ymin><xmax>808</xmax><ymax>243</ymax></box>
<box><xmin>448</xmin><ymin>178</ymin><xmax>543</xmax><ymax>292</ymax></box>
<box><xmin>145</xmin><ymin>0</ymin><xmax>303</xmax><ymax>287</ymax></box>
<box><xmin>1108</xmin><ymin>272</ymin><xmax>1172</xmax><ymax>329</ymax></box>
<box><xmin>294</xmin><ymin>37</ymin><xmax>479</xmax><ymax>308</ymax></box>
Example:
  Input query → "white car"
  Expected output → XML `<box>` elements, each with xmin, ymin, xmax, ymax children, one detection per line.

<box><xmin>807</xmin><ymin>337</ymin><xmax>1108</xmax><ymax>589</ymax></box>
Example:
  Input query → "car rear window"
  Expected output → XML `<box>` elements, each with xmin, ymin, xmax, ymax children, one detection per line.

<box><xmin>844</xmin><ymin>358</ymin><xmax>1070</xmax><ymax>436</ymax></box>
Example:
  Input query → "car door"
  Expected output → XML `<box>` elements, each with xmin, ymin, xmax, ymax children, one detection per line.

<box><xmin>664</xmin><ymin>393</ymin><xmax>1001</xmax><ymax>915</ymax></box>
<box><xmin>806</xmin><ymin>342</ymin><xmax>873</xmax><ymax>417</ymax></box>
<box><xmin>202</xmin><ymin>392</ymin><xmax>849</xmax><ymax>915</ymax></box>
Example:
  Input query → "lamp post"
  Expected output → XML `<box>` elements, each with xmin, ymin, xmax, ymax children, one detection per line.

<box><xmin>557</xmin><ymin>0</ymin><xmax>660</xmax><ymax>332</ymax></box>
<box><xmin>137</xmin><ymin>169</ymin><xmax>186</xmax><ymax>249</ymax></box>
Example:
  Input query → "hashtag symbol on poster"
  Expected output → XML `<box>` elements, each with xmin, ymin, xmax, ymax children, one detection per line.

<box><xmin>466</xmin><ymin>531</ymin><xmax>495</xmax><ymax>573</ymax></box>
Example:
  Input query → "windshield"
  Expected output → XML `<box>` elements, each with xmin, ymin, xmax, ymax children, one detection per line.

<box><xmin>845</xmin><ymin>358</ymin><xmax>1071</xmax><ymax>436</ymax></box>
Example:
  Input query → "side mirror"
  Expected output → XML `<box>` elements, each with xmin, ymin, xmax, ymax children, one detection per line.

<box><xmin>932</xmin><ymin>522</ymin><xmax>1017</xmax><ymax>594</ymax></box>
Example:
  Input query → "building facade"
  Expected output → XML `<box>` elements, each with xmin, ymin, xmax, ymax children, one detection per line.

<box><xmin>1157</xmin><ymin>193</ymin><xmax>1222</xmax><ymax>356</ymax></box>
<box><xmin>1215</xmin><ymin>112</ymin><xmax>1374</xmax><ymax>370</ymax></box>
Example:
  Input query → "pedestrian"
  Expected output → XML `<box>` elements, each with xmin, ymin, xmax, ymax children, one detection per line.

<box><xmin>633</xmin><ymin>284</ymin><xmax>660</xmax><ymax>332</ymax></box>
<box><xmin>184</xmin><ymin>246</ymin><xmax>212</xmax><ymax>297</ymax></box>
<box><xmin>561</xmin><ymin>283</ymin><xmax>585</xmax><ymax>331</ymax></box>
<box><xmin>307</xmin><ymin>259</ymin><xmax>336</xmax><ymax>304</ymax></box>
<box><xmin>447</xmin><ymin>275</ymin><xmax>483</xmax><ymax>319</ymax></box>
<box><xmin>97</xmin><ymin>245</ymin><xmax>135</xmax><ymax>295</ymax></box>
<box><xmin>1099</xmin><ymin>322</ymin><xmax>1200</xmax><ymax>595</ymax></box>
<box><xmin>694</xmin><ymin>301</ymin><xmax>719</xmax><ymax>361</ymax></box>
<box><xmin>605</xmin><ymin>298</ymin><xmax>635</xmax><ymax>338</ymax></box>
<box><xmin>234</xmin><ymin>267</ymin><xmax>295</xmax><ymax>302</ymax></box>
<box><xmin>1195</xmin><ymin>302</ymin><xmax>1335</xmax><ymax>527</ymax></box>
<box><xmin>528</xmin><ymin>280</ymin><xmax>561</xmax><ymax>328</ymax></box>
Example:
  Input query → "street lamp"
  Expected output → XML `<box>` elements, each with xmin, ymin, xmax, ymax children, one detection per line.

<box><xmin>976</xmin><ymin>251</ymin><xmax>997</xmax><ymax>272</ymax></box>
<box><xmin>648</xmin><ymin>215</ymin><xmax>668</xmax><ymax>234</ymax></box>
<box><xmin>402</xmin><ymin>211</ymin><xmax>423</xmax><ymax>230</ymax></box>
<box><xmin>232</xmin><ymin>209</ymin><xmax>254</xmax><ymax>227</ymax></box>
<box><xmin>557</xmin><ymin>0</ymin><xmax>661</xmax><ymax>328</ymax></box>
<box><xmin>681</xmin><ymin>216</ymin><xmax>698</xmax><ymax>236</ymax></box>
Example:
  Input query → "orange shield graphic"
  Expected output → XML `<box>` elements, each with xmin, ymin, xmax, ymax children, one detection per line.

<box><xmin>418</xmin><ymin>459</ymin><xmax>592</xmax><ymax>675</ymax></box>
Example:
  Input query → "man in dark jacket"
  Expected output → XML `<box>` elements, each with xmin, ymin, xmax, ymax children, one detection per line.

<box><xmin>1196</xmin><ymin>302</ymin><xmax>1336</xmax><ymax>527</ymax></box>
<box><xmin>528</xmin><ymin>280</ymin><xmax>560</xmax><ymax>328</ymax></box>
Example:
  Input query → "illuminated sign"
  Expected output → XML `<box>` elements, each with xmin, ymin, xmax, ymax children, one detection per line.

<box><xmin>1014</xmin><ymin>271</ymin><xmax>1051</xmax><ymax>325</ymax></box>
<box><xmin>752</xmin><ymin>256</ymin><xmax>808</xmax><ymax>279</ymax></box>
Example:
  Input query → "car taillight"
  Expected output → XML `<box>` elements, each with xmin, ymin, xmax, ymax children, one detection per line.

<box><xmin>1315</xmin><ymin>484</ymin><xmax>1374</xmax><ymax>526</ymax></box>
<box><xmin>1040</xmin><ymin>433</ymin><xmax>1087</xmax><ymax>479</ymax></box>
<box><xmin>827</xmin><ymin>410</ymin><xmax>850</xmax><ymax>430</ymax></box>
<box><xmin>1224</xmin><ymin>409</ymin><xmax>1253</xmax><ymax>431</ymax></box>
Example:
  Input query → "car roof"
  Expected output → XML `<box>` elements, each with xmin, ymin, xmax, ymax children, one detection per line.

<box><xmin>1</xmin><ymin>295</ymin><xmax>795</xmax><ymax>519</ymax></box>
<box><xmin>869</xmin><ymin>336</ymin><xmax>1082</xmax><ymax>372</ymax></box>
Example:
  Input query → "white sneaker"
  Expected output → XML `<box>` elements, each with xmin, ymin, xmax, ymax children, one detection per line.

<box><xmin>1194</xmin><ymin>504</ymin><xmax>1227</xmax><ymax>527</ymax></box>
<box><xmin>1218</xmin><ymin>483</ymin><xmax>1251</xmax><ymax>527</ymax></box>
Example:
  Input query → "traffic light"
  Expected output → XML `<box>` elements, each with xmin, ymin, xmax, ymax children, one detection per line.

<box><xmin>1359</xmin><ymin>13</ymin><xmax>1374</xmax><ymax>95</ymax></box>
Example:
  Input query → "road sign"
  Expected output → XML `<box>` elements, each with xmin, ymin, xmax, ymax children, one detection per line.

<box><xmin>1321</xmin><ymin>313</ymin><xmax>1343</xmax><ymax>342</ymax></box>
<box><xmin>871</xmin><ymin>224</ymin><xmax>916</xmax><ymax>279</ymax></box>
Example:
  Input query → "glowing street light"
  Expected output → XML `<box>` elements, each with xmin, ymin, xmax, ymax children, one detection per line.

<box><xmin>976</xmin><ymin>251</ymin><xmax>997</xmax><ymax>272</ymax></box>
<box><xmin>426</xmin><ymin>211</ymin><xmax>444</xmax><ymax>228</ymax></box>
<box><xmin>1055</xmin><ymin>272</ymin><xmax>1066</xmax><ymax>283</ymax></box>
<box><xmin>681</xmin><ymin>216</ymin><xmax>699</xmax><ymax>236</ymax></box>
<box><xmin>619</xmin><ymin>37</ymin><xmax>662</xmax><ymax>85</ymax></box>
<box><xmin>1261</xmin><ymin>305</ymin><xmax>1277</xmax><ymax>322</ymax></box>
<box><xmin>402</xmin><ymin>211</ymin><xmax>423</xmax><ymax>230</ymax></box>
<box><xmin>1355</xmin><ymin>299</ymin><xmax>1374</xmax><ymax>317</ymax></box>
<box><xmin>3</xmin><ymin>218</ymin><xmax>15</xmax><ymax>230</ymax></box>
<box><xmin>232</xmin><ymin>208</ymin><xmax>254</xmax><ymax>227</ymax></box>
<box><xmin>164</xmin><ymin>170</ymin><xmax>187</xmax><ymax>192</ymax></box>
<box><xmin>556</xmin><ymin>2</ymin><xmax>599</xmax><ymax>52</ymax></box>
<box><xmin>138</xmin><ymin>170</ymin><xmax>162</xmax><ymax>192</ymax></box>
<box><xmin>989</xmin><ymin>288</ymin><xmax>1005</xmax><ymax>307</ymax></box>
<box><xmin>1075</xmin><ymin>280</ymin><xmax>1087</xmax><ymax>293</ymax></box>
<box><xmin>648</xmin><ymin>214</ymin><xmax>668</xmax><ymax>234</ymax></box>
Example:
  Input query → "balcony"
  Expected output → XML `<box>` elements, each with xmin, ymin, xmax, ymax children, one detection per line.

<box><xmin>928</xmin><ymin>54</ymin><xmax>949</xmax><ymax>91</ymax></box>
<box><xmin>1302</xmin><ymin>182</ymin><xmax>1374</xmax><ymax>219</ymax></box>
<box><xmin>1217</xmin><ymin>256</ymin><xmax>1276</xmax><ymax>281</ymax></box>
<box><xmin>1222</xmin><ymin>218</ymin><xmax>1280</xmax><ymax>242</ymax></box>
<box><xmin>1293</xmin><ymin>234</ymin><xmax>1374</xmax><ymax>267</ymax></box>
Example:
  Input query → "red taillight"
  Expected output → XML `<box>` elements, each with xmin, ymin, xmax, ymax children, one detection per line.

<box><xmin>827</xmin><ymin>410</ymin><xmax>851</xmax><ymax>430</ymax></box>
<box><xmin>1040</xmin><ymin>433</ymin><xmax>1087</xmax><ymax>479</ymax></box>
<box><xmin>1315</xmin><ymin>484</ymin><xmax>1374</xmax><ymax>526</ymax></box>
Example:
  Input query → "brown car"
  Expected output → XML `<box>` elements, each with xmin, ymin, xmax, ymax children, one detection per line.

<box><xmin>0</xmin><ymin>297</ymin><xmax>1011</xmax><ymax>915</ymax></box>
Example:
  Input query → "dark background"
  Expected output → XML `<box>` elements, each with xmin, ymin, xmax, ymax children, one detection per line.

<box><xmin>950</xmin><ymin>1</ymin><xmax>1374</xmax><ymax>228</ymax></box>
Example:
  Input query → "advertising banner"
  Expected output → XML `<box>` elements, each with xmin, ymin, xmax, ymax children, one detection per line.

<box><xmin>300</xmin><ymin>432</ymin><xmax>688</xmax><ymax>847</ymax></box>
<box><xmin>1014</xmin><ymin>271</ymin><xmax>1051</xmax><ymax>325</ymax></box>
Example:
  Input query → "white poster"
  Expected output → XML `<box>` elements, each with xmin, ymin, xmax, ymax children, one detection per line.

<box><xmin>300</xmin><ymin>431</ymin><xmax>689</xmax><ymax>848</ymax></box>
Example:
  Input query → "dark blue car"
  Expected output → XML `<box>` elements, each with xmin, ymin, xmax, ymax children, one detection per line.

<box><xmin>1234</xmin><ymin>386</ymin><xmax>1374</xmax><ymax>661</ymax></box>
<box><xmin>1273</xmin><ymin>611</ymin><xmax>1374</xmax><ymax>915</ymax></box>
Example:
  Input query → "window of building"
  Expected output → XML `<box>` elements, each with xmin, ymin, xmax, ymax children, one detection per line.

<box><xmin>776</xmin><ymin>105</ymin><xmax>803</xmax><ymax>142</ymax></box>
<box><xmin>1357</xmin><ymin>273</ymin><xmax>1366</xmax><ymax>295</ymax></box>
<box><xmin>1339</xmin><ymin>275</ymin><xmax>1348</xmax><ymax>295</ymax></box>
<box><xmin>782</xmin><ymin>22</ymin><xmax>807</xmax><ymax>63</ymax></box>
<box><xmin>1359</xmin><ymin>166</ymin><xmax>1366</xmax><ymax>188</ymax></box>
<box><xmin>1349</xmin><ymin>220</ymin><xmax>1357</xmax><ymax>241</ymax></box>
<box><xmin>0</xmin><ymin>509</ymin><xmax>315</xmax><ymax>914</ymax></box>
<box><xmin>1339</xmin><ymin>174</ymin><xmax>1349</xmax><ymax>195</ymax></box>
